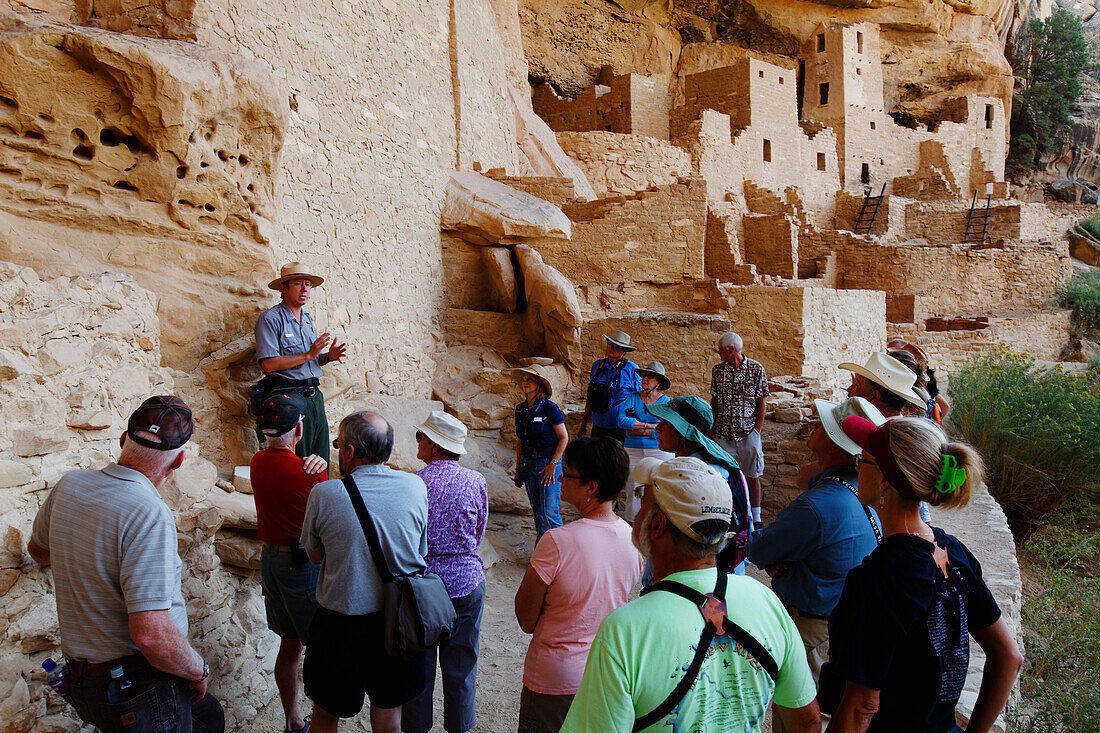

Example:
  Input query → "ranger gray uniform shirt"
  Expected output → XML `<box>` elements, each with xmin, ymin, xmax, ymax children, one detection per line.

<box><xmin>301</xmin><ymin>464</ymin><xmax>428</xmax><ymax>615</ymax></box>
<box><xmin>31</xmin><ymin>464</ymin><xmax>188</xmax><ymax>663</ymax></box>
<box><xmin>255</xmin><ymin>302</ymin><xmax>322</xmax><ymax>380</ymax></box>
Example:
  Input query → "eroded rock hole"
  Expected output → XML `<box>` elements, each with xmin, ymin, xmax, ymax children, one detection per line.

<box><xmin>176</xmin><ymin>166</ymin><xmax>187</xmax><ymax>179</ymax></box>
<box><xmin>23</xmin><ymin>130</ymin><xmax>45</xmax><ymax>141</ymax></box>
<box><xmin>0</xmin><ymin>125</ymin><xmax>17</xmax><ymax>136</ymax></box>
<box><xmin>246</xmin><ymin>183</ymin><xmax>254</xmax><ymax>192</ymax></box>
<box><xmin>0</xmin><ymin>96</ymin><xmax>17</xmax><ymax>111</ymax></box>
<box><xmin>113</xmin><ymin>180</ymin><xmax>138</xmax><ymax>192</ymax></box>
<box><xmin>196</xmin><ymin>174</ymin><xmax>207</xmax><ymax>183</ymax></box>
<box><xmin>238</xmin><ymin>155</ymin><xmax>249</xmax><ymax>166</ymax></box>
<box><xmin>73</xmin><ymin>145</ymin><xmax>94</xmax><ymax>160</ymax></box>
<box><xmin>99</xmin><ymin>127</ymin><xmax>150</xmax><ymax>154</ymax></box>
<box><xmin>200</xmin><ymin>161</ymin><xmax>209</xmax><ymax>168</ymax></box>
<box><xmin>217</xmin><ymin>149</ymin><xmax>230</xmax><ymax>162</ymax></box>
<box><xmin>38</xmin><ymin>113</ymin><xmax>54</xmax><ymax>124</ymax></box>
<box><xmin>203</xmin><ymin>203</ymin><xmax>215</xmax><ymax>212</ymax></box>
<box><xmin>71</xmin><ymin>128</ymin><xmax>87</xmax><ymax>143</ymax></box>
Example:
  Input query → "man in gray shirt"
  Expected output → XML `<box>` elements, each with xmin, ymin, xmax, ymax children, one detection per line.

<box><xmin>28</xmin><ymin>396</ymin><xmax>224</xmax><ymax>732</ymax></box>
<box><xmin>255</xmin><ymin>262</ymin><xmax>347</xmax><ymax>462</ymax></box>
<box><xmin>301</xmin><ymin>410</ymin><xmax>429</xmax><ymax>733</ymax></box>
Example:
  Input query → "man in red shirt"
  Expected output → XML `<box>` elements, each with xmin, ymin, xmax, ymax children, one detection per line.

<box><xmin>251</xmin><ymin>392</ymin><xmax>329</xmax><ymax>733</ymax></box>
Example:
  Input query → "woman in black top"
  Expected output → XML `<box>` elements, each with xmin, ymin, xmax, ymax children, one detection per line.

<box><xmin>512</xmin><ymin>364</ymin><xmax>568</xmax><ymax>544</ymax></box>
<box><xmin>822</xmin><ymin>416</ymin><xmax>1022</xmax><ymax>733</ymax></box>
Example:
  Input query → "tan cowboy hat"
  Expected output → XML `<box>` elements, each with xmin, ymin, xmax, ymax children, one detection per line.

<box><xmin>512</xmin><ymin>364</ymin><xmax>555</xmax><ymax>399</ymax></box>
<box><xmin>838</xmin><ymin>352</ymin><xmax>926</xmax><ymax>409</ymax></box>
<box><xmin>813</xmin><ymin>396</ymin><xmax>887</xmax><ymax>455</ymax></box>
<box><xmin>417</xmin><ymin>410</ymin><xmax>468</xmax><ymax>455</ymax></box>
<box><xmin>637</xmin><ymin>360</ymin><xmax>671</xmax><ymax>391</ymax></box>
<box><xmin>268</xmin><ymin>262</ymin><xmax>324</xmax><ymax>290</ymax></box>
<box><xmin>603</xmin><ymin>330</ymin><xmax>636</xmax><ymax>351</ymax></box>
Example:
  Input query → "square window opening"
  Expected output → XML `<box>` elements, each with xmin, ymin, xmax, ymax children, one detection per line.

<box><xmin>817</xmin><ymin>152</ymin><xmax>826</xmax><ymax>171</ymax></box>
<box><xmin>819</xmin><ymin>82</ymin><xmax>830</xmax><ymax>106</ymax></box>
<box><xmin>985</xmin><ymin>104</ymin><xmax>994</xmax><ymax>129</ymax></box>
<box><xmin>763</xmin><ymin>139</ymin><xmax>772</xmax><ymax>162</ymax></box>
<box><xmin>817</xmin><ymin>34</ymin><xmax>826</xmax><ymax>52</ymax></box>
<box><xmin>857</xmin><ymin>31</ymin><xmax>864</xmax><ymax>54</ymax></box>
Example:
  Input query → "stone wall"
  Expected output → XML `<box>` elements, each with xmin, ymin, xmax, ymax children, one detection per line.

<box><xmin>725</xmin><ymin>285</ymin><xmax>885</xmax><ymax>395</ymax></box>
<box><xmin>525</xmin><ymin>177</ymin><xmax>708</xmax><ymax>286</ymax></box>
<box><xmin>557</xmin><ymin>131</ymin><xmax>690</xmax><ymax>197</ymax></box>
<box><xmin>532</xmin><ymin>73</ymin><xmax>670</xmax><ymax>139</ymax></box>
<box><xmin>890</xmin><ymin>311</ymin><xmax>1073</xmax><ymax>376</ymax></box>
<box><xmin>831</xmin><ymin>239</ymin><xmax>1071</xmax><ymax>315</ymax></box>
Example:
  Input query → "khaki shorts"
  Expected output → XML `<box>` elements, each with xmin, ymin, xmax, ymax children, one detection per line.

<box><xmin>716</xmin><ymin>430</ymin><xmax>764</xmax><ymax>478</ymax></box>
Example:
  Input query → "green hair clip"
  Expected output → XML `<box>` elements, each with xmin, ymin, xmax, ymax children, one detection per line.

<box><xmin>935</xmin><ymin>454</ymin><xmax>966</xmax><ymax>494</ymax></box>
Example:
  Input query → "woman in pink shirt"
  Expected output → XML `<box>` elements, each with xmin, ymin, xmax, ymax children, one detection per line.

<box><xmin>514</xmin><ymin>437</ymin><xmax>645</xmax><ymax>733</ymax></box>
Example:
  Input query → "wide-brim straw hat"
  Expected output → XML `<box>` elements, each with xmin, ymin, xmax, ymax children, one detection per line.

<box><xmin>512</xmin><ymin>364</ymin><xmax>555</xmax><ymax>399</ymax></box>
<box><xmin>648</xmin><ymin>396</ymin><xmax>738</xmax><ymax>474</ymax></box>
<box><xmin>838</xmin><ymin>352</ymin><xmax>926</xmax><ymax>409</ymax></box>
<box><xmin>268</xmin><ymin>262</ymin><xmax>324</xmax><ymax>290</ymax></box>
<box><xmin>637</xmin><ymin>360</ymin><xmax>671</xmax><ymax>391</ymax></box>
<box><xmin>603</xmin><ymin>330</ymin><xmax>636</xmax><ymax>351</ymax></box>
<box><xmin>813</xmin><ymin>396</ymin><xmax>887</xmax><ymax>455</ymax></box>
<box><xmin>417</xmin><ymin>410</ymin><xmax>468</xmax><ymax>455</ymax></box>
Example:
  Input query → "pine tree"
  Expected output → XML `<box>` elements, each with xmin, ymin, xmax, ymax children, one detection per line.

<box><xmin>1009</xmin><ymin>10</ymin><xmax>1093</xmax><ymax>168</ymax></box>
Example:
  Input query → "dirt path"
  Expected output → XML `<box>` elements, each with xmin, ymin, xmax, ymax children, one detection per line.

<box><xmin>252</xmin><ymin>514</ymin><xmax>778</xmax><ymax>732</ymax></box>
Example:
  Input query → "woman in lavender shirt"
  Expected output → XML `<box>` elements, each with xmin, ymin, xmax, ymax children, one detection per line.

<box><xmin>401</xmin><ymin>411</ymin><xmax>489</xmax><ymax>733</ymax></box>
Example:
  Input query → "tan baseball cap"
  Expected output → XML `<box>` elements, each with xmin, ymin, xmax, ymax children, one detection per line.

<box><xmin>632</xmin><ymin>456</ymin><xmax>732</xmax><ymax>545</ymax></box>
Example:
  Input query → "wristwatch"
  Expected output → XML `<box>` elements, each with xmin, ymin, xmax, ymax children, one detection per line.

<box><xmin>195</xmin><ymin>660</ymin><xmax>210</xmax><ymax>683</ymax></box>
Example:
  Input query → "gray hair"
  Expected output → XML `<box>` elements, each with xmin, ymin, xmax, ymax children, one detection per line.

<box><xmin>634</xmin><ymin>502</ymin><xmax>724</xmax><ymax>561</ymax></box>
<box><xmin>120</xmin><ymin>433</ymin><xmax>184</xmax><ymax>474</ymax></box>
<box><xmin>718</xmin><ymin>332</ymin><xmax>743</xmax><ymax>352</ymax></box>
<box><xmin>267</xmin><ymin>425</ymin><xmax>297</xmax><ymax>449</ymax></box>
<box><xmin>888</xmin><ymin>417</ymin><xmax>982</xmax><ymax>509</ymax></box>
<box><xmin>340</xmin><ymin>411</ymin><xmax>393</xmax><ymax>463</ymax></box>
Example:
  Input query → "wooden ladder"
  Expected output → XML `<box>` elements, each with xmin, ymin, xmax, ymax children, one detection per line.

<box><xmin>854</xmin><ymin>183</ymin><xmax>887</xmax><ymax>235</ymax></box>
<box><xmin>964</xmin><ymin>190</ymin><xmax>992</xmax><ymax>244</ymax></box>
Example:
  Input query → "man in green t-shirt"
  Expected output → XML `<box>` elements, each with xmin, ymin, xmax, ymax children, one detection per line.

<box><xmin>561</xmin><ymin>457</ymin><xmax>821</xmax><ymax>733</ymax></box>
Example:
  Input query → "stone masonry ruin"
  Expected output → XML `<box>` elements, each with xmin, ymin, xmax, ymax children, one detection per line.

<box><xmin>0</xmin><ymin>0</ymin><xmax>1077</xmax><ymax>729</ymax></box>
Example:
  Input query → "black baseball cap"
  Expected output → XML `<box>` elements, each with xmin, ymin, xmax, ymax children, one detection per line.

<box><xmin>257</xmin><ymin>392</ymin><xmax>306</xmax><ymax>436</ymax></box>
<box><xmin>127</xmin><ymin>396</ymin><xmax>194</xmax><ymax>450</ymax></box>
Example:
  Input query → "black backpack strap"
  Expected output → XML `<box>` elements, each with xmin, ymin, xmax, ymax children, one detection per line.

<box><xmin>342</xmin><ymin>476</ymin><xmax>395</xmax><ymax>581</ymax></box>
<box><xmin>633</xmin><ymin>573</ymin><xmax>778</xmax><ymax>731</ymax></box>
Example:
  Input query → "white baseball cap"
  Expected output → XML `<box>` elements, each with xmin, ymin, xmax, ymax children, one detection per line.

<box><xmin>632</xmin><ymin>456</ymin><xmax>732</xmax><ymax>545</ymax></box>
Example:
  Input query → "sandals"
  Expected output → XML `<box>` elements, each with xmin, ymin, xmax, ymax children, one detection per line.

<box><xmin>284</xmin><ymin>720</ymin><xmax>310</xmax><ymax>733</ymax></box>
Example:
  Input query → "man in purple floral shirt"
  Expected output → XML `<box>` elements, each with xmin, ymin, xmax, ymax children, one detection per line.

<box><xmin>402</xmin><ymin>412</ymin><xmax>488</xmax><ymax>733</ymax></box>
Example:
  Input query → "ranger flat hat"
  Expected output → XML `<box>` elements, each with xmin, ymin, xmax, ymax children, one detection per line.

<box><xmin>269</xmin><ymin>262</ymin><xmax>324</xmax><ymax>290</ymax></box>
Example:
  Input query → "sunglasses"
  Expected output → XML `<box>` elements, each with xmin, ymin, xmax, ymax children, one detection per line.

<box><xmin>857</xmin><ymin>457</ymin><xmax>878</xmax><ymax>468</ymax></box>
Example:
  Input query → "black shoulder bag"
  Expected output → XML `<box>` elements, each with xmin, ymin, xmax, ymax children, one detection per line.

<box><xmin>632</xmin><ymin>572</ymin><xmax>779</xmax><ymax>731</ymax></box>
<box><xmin>341</xmin><ymin>477</ymin><xmax>456</xmax><ymax>657</ymax></box>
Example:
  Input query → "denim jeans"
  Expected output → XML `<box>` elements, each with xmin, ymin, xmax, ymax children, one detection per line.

<box><xmin>519</xmin><ymin>455</ymin><xmax>562</xmax><ymax>542</ymax></box>
<box><xmin>402</xmin><ymin>581</ymin><xmax>486</xmax><ymax>733</ymax></box>
<box><xmin>68</xmin><ymin>658</ymin><xmax>224</xmax><ymax>733</ymax></box>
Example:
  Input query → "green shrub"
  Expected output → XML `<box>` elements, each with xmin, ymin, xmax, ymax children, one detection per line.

<box><xmin>1081</xmin><ymin>212</ymin><xmax>1100</xmax><ymax>240</ymax></box>
<box><xmin>1010</xmin><ymin>510</ymin><xmax>1100</xmax><ymax>732</ymax></box>
<box><xmin>1059</xmin><ymin>271</ymin><xmax>1100</xmax><ymax>339</ymax></box>
<box><xmin>946</xmin><ymin>347</ymin><xmax>1100</xmax><ymax>537</ymax></box>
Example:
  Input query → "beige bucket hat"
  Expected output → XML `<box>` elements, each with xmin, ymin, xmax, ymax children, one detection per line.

<box><xmin>417</xmin><ymin>410</ymin><xmax>468</xmax><ymax>455</ymax></box>
<box><xmin>637</xmin><ymin>360</ymin><xmax>671</xmax><ymax>391</ymax></box>
<box><xmin>813</xmin><ymin>396</ymin><xmax>887</xmax><ymax>455</ymax></box>
<box><xmin>513</xmin><ymin>364</ymin><xmax>555</xmax><ymax>399</ymax></box>
<box><xmin>268</xmin><ymin>262</ymin><xmax>324</xmax><ymax>290</ymax></box>
<box><xmin>838</xmin><ymin>352</ymin><xmax>926</xmax><ymax>409</ymax></box>
<box><xmin>603</xmin><ymin>330</ymin><xmax>636</xmax><ymax>351</ymax></box>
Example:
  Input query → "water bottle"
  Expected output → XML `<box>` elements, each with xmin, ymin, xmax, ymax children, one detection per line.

<box><xmin>106</xmin><ymin>665</ymin><xmax>135</xmax><ymax>705</ymax></box>
<box><xmin>41</xmin><ymin>658</ymin><xmax>72</xmax><ymax>703</ymax></box>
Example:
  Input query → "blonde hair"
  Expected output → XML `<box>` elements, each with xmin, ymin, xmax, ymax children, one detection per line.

<box><xmin>888</xmin><ymin>417</ymin><xmax>982</xmax><ymax>509</ymax></box>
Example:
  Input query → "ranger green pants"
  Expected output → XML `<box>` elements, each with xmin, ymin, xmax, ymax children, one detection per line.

<box><xmin>296</xmin><ymin>388</ymin><xmax>330</xmax><ymax>463</ymax></box>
